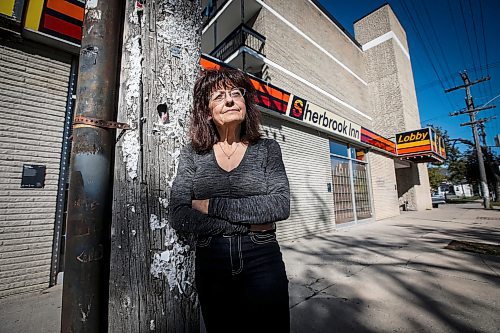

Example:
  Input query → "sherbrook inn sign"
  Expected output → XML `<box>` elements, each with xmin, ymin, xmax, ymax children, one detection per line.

<box><xmin>286</xmin><ymin>95</ymin><xmax>361</xmax><ymax>142</ymax></box>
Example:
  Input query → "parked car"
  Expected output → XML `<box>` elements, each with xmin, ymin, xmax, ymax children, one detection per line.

<box><xmin>431</xmin><ymin>193</ymin><xmax>446</xmax><ymax>208</ymax></box>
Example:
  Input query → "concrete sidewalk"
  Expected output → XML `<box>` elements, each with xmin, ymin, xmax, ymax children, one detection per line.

<box><xmin>284</xmin><ymin>202</ymin><xmax>500</xmax><ymax>333</ymax></box>
<box><xmin>1</xmin><ymin>202</ymin><xmax>499</xmax><ymax>332</ymax></box>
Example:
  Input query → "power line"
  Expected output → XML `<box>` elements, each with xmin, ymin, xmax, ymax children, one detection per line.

<box><xmin>467</xmin><ymin>0</ymin><xmax>488</xmax><ymax>100</ymax></box>
<box><xmin>416</xmin><ymin>60</ymin><xmax>500</xmax><ymax>92</ymax></box>
<box><xmin>459</xmin><ymin>0</ymin><xmax>479</xmax><ymax>80</ymax></box>
<box><xmin>468</xmin><ymin>0</ymin><xmax>484</xmax><ymax>78</ymax></box>
<box><xmin>421</xmin><ymin>1</ymin><xmax>457</xmax><ymax>87</ymax></box>
<box><xmin>399</xmin><ymin>0</ymin><xmax>456</xmax><ymax>111</ymax></box>
<box><xmin>421</xmin><ymin>114</ymin><xmax>452</xmax><ymax>124</ymax></box>
<box><xmin>447</xmin><ymin>0</ymin><xmax>467</xmax><ymax>71</ymax></box>
<box><xmin>420</xmin><ymin>94</ymin><xmax>499</xmax><ymax>125</ymax></box>
<box><xmin>479</xmin><ymin>0</ymin><xmax>494</xmax><ymax>99</ymax></box>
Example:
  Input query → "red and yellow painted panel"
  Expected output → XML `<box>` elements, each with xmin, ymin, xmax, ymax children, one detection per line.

<box><xmin>361</xmin><ymin>128</ymin><xmax>396</xmax><ymax>154</ymax></box>
<box><xmin>25</xmin><ymin>0</ymin><xmax>84</xmax><ymax>44</ymax></box>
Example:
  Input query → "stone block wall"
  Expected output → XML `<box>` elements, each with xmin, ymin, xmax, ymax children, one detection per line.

<box><xmin>354</xmin><ymin>4</ymin><xmax>432</xmax><ymax>211</ymax></box>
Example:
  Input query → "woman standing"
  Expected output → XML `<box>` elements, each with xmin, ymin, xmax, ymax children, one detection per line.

<box><xmin>168</xmin><ymin>68</ymin><xmax>290</xmax><ymax>332</ymax></box>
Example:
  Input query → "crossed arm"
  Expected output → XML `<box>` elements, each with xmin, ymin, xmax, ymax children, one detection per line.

<box><xmin>194</xmin><ymin>140</ymin><xmax>290</xmax><ymax>224</ymax></box>
<box><xmin>168</xmin><ymin>146</ymin><xmax>247</xmax><ymax>236</ymax></box>
<box><xmin>169</xmin><ymin>140</ymin><xmax>290</xmax><ymax>236</ymax></box>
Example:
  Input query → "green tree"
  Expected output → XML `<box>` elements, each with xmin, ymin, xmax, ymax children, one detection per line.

<box><xmin>427</xmin><ymin>124</ymin><xmax>500</xmax><ymax>201</ymax></box>
<box><xmin>465</xmin><ymin>147</ymin><xmax>500</xmax><ymax>200</ymax></box>
<box><xmin>426</xmin><ymin>125</ymin><xmax>463</xmax><ymax>191</ymax></box>
<box><xmin>428</xmin><ymin>167</ymin><xmax>447</xmax><ymax>191</ymax></box>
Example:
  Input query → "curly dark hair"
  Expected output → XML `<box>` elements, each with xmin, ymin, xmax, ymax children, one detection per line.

<box><xmin>190</xmin><ymin>68</ymin><xmax>261</xmax><ymax>153</ymax></box>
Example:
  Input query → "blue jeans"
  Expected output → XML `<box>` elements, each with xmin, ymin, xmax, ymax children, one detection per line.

<box><xmin>195</xmin><ymin>232</ymin><xmax>290</xmax><ymax>333</ymax></box>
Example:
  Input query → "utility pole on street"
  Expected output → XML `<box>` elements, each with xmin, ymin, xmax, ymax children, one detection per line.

<box><xmin>108</xmin><ymin>1</ymin><xmax>202</xmax><ymax>332</ymax></box>
<box><xmin>62</xmin><ymin>0</ymin><xmax>202</xmax><ymax>331</ymax></box>
<box><xmin>61</xmin><ymin>0</ymin><xmax>124</xmax><ymax>332</ymax></box>
<box><xmin>446</xmin><ymin>72</ymin><xmax>496</xmax><ymax>209</ymax></box>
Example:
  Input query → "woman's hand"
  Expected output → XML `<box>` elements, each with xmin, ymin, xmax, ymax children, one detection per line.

<box><xmin>192</xmin><ymin>199</ymin><xmax>209</xmax><ymax>214</ymax></box>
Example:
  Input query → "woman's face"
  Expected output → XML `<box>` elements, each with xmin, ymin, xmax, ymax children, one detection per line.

<box><xmin>208</xmin><ymin>83</ymin><xmax>247</xmax><ymax>128</ymax></box>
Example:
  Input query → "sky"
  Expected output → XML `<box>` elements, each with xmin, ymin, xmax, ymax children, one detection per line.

<box><xmin>317</xmin><ymin>0</ymin><xmax>500</xmax><ymax>153</ymax></box>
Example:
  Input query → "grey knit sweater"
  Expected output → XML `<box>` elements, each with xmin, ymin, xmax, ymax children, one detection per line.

<box><xmin>168</xmin><ymin>138</ymin><xmax>290</xmax><ymax>236</ymax></box>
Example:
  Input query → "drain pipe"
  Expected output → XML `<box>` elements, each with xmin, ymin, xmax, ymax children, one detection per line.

<box><xmin>60</xmin><ymin>0</ymin><xmax>124</xmax><ymax>331</ymax></box>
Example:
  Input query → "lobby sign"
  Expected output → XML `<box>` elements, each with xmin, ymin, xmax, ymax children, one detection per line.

<box><xmin>396</xmin><ymin>128</ymin><xmax>431</xmax><ymax>155</ymax></box>
<box><xmin>396</xmin><ymin>128</ymin><xmax>446</xmax><ymax>162</ymax></box>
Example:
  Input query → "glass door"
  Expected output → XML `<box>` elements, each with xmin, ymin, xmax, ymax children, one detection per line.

<box><xmin>330</xmin><ymin>140</ymin><xmax>372</xmax><ymax>224</ymax></box>
<box><xmin>352</xmin><ymin>161</ymin><xmax>372</xmax><ymax>220</ymax></box>
<box><xmin>331</xmin><ymin>156</ymin><xmax>355</xmax><ymax>224</ymax></box>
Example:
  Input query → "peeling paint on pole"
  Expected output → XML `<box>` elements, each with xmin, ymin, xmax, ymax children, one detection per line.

<box><xmin>148</xmin><ymin>2</ymin><xmax>201</xmax><ymax>301</ymax></box>
<box><xmin>110</xmin><ymin>1</ymin><xmax>202</xmax><ymax>330</ymax></box>
<box><xmin>85</xmin><ymin>0</ymin><xmax>101</xmax><ymax>23</ymax></box>
<box><xmin>155</xmin><ymin>0</ymin><xmax>201</xmax><ymax>198</ymax></box>
<box><xmin>150</xmin><ymin>224</ymin><xmax>195</xmax><ymax>299</ymax></box>
<box><xmin>121</xmin><ymin>25</ymin><xmax>143</xmax><ymax>180</ymax></box>
<box><xmin>86</xmin><ymin>0</ymin><xmax>98</xmax><ymax>10</ymax></box>
<box><xmin>87</xmin><ymin>10</ymin><xmax>102</xmax><ymax>21</ymax></box>
<box><xmin>150</xmin><ymin>214</ymin><xmax>167</xmax><ymax>230</ymax></box>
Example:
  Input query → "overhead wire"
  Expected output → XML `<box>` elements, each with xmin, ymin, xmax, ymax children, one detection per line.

<box><xmin>420</xmin><ymin>1</ymin><xmax>457</xmax><ymax>87</ymax></box>
<box><xmin>479</xmin><ymin>0</ymin><xmax>494</xmax><ymax>99</ymax></box>
<box><xmin>398</xmin><ymin>0</ymin><xmax>457</xmax><ymax>114</ymax></box>
<box><xmin>470</xmin><ymin>0</ymin><xmax>497</xmax><ymax>145</ymax></box>
<box><xmin>458</xmin><ymin>0</ymin><xmax>479</xmax><ymax>81</ymax></box>
<box><xmin>467</xmin><ymin>0</ymin><xmax>488</xmax><ymax>101</ymax></box>
<box><xmin>447</xmin><ymin>0</ymin><xmax>467</xmax><ymax>73</ymax></box>
<box><xmin>416</xmin><ymin>60</ymin><xmax>500</xmax><ymax>93</ymax></box>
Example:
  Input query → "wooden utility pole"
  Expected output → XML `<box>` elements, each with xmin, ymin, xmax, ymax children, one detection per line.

<box><xmin>446</xmin><ymin>72</ymin><xmax>495</xmax><ymax>209</ymax></box>
<box><xmin>108</xmin><ymin>1</ymin><xmax>202</xmax><ymax>332</ymax></box>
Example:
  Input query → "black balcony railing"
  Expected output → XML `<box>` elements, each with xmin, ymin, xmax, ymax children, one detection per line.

<box><xmin>210</xmin><ymin>24</ymin><xmax>266</xmax><ymax>62</ymax></box>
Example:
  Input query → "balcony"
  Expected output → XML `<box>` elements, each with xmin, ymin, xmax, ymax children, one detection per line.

<box><xmin>201</xmin><ymin>0</ymin><xmax>262</xmax><ymax>52</ymax></box>
<box><xmin>208</xmin><ymin>24</ymin><xmax>265</xmax><ymax>76</ymax></box>
<box><xmin>210</xmin><ymin>24</ymin><xmax>265</xmax><ymax>61</ymax></box>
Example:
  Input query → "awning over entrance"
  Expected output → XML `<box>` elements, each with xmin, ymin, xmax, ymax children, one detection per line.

<box><xmin>395</xmin><ymin>128</ymin><xmax>447</xmax><ymax>164</ymax></box>
<box><xmin>201</xmin><ymin>54</ymin><xmax>446</xmax><ymax>163</ymax></box>
<box><xmin>200</xmin><ymin>54</ymin><xmax>399</xmax><ymax>156</ymax></box>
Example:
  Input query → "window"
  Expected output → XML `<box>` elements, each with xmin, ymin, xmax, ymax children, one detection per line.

<box><xmin>330</xmin><ymin>140</ymin><xmax>372</xmax><ymax>224</ymax></box>
<box><xmin>329</xmin><ymin>140</ymin><xmax>348</xmax><ymax>157</ymax></box>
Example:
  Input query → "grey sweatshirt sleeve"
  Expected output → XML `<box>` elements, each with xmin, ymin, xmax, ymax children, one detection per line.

<box><xmin>168</xmin><ymin>146</ymin><xmax>247</xmax><ymax>236</ymax></box>
<box><xmin>208</xmin><ymin>139</ymin><xmax>290</xmax><ymax>224</ymax></box>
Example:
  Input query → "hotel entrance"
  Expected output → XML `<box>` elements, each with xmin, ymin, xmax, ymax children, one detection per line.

<box><xmin>330</xmin><ymin>140</ymin><xmax>373</xmax><ymax>224</ymax></box>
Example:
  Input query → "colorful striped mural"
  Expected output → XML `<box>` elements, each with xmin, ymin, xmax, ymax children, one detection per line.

<box><xmin>24</xmin><ymin>0</ymin><xmax>84</xmax><ymax>45</ymax></box>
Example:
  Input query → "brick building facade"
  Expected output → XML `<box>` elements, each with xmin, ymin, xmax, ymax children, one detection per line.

<box><xmin>201</xmin><ymin>0</ymin><xmax>435</xmax><ymax>241</ymax></box>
